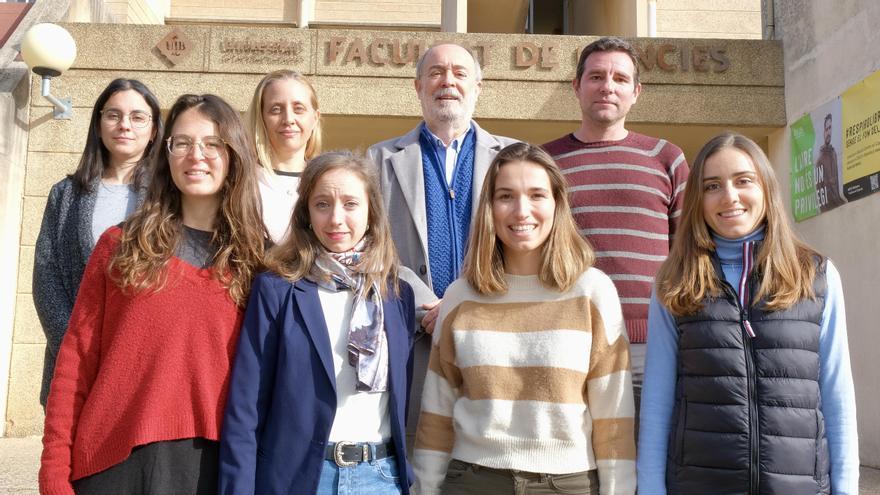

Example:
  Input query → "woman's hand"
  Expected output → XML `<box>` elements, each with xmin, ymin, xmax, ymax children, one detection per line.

<box><xmin>420</xmin><ymin>299</ymin><xmax>442</xmax><ymax>334</ymax></box>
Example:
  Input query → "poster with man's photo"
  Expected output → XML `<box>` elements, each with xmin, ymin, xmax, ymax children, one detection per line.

<box><xmin>791</xmin><ymin>68</ymin><xmax>880</xmax><ymax>221</ymax></box>
<box><xmin>790</xmin><ymin>98</ymin><xmax>846</xmax><ymax>221</ymax></box>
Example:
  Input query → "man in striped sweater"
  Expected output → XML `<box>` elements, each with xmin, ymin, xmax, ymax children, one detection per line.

<box><xmin>543</xmin><ymin>37</ymin><xmax>689</xmax><ymax>417</ymax></box>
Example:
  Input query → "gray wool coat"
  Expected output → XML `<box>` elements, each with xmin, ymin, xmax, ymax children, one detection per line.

<box><xmin>366</xmin><ymin>121</ymin><xmax>517</xmax><ymax>443</ymax></box>
<box><xmin>32</xmin><ymin>176</ymin><xmax>143</xmax><ymax>406</ymax></box>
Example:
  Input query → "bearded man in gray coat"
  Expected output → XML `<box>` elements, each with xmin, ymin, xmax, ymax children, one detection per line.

<box><xmin>368</xmin><ymin>42</ymin><xmax>516</xmax><ymax>446</ymax></box>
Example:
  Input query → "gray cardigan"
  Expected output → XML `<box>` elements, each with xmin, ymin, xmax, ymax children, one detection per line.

<box><xmin>32</xmin><ymin>177</ymin><xmax>143</xmax><ymax>405</ymax></box>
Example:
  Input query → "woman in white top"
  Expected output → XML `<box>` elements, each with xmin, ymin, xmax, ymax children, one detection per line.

<box><xmin>246</xmin><ymin>70</ymin><xmax>322</xmax><ymax>243</ymax></box>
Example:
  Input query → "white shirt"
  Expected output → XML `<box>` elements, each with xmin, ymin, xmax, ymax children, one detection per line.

<box><xmin>257</xmin><ymin>168</ymin><xmax>300</xmax><ymax>244</ymax></box>
<box><xmin>425</xmin><ymin>127</ymin><xmax>470</xmax><ymax>186</ymax></box>
<box><xmin>318</xmin><ymin>287</ymin><xmax>391</xmax><ymax>443</ymax></box>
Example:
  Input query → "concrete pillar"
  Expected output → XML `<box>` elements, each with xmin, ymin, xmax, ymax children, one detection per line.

<box><xmin>298</xmin><ymin>0</ymin><xmax>314</xmax><ymax>28</ymax></box>
<box><xmin>441</xmin><ymin>0</ymin><xmax>466</xmax><ymax>33</ymax></box>
<box><xmin>0</xmin><ymin>71</ymin><xmax>30</xmax><ymax>439</ymax></box>
<box><xmin>0</xmin><ymin>0</ymin><xmax>72</xmax><ymax>438</ymax></box>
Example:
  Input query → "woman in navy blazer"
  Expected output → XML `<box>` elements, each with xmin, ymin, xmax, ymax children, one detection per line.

<box><xmin>219</xmin><ymin>152</ymin><xmax>415</xmax><ymax>494</ymax></box>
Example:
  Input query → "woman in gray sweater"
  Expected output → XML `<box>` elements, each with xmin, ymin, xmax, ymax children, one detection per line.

<box><xmin>32</xmin><ymin>78</ymin><xmax>163</xmax><ymax>406</ymax></box>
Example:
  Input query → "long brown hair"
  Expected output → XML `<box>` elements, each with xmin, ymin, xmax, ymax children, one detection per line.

<box><xmin>109</xmin><ymin>94</ymin><xmax>267</xmax><ymax>306</ymax></box>
<box><xmin>266</xmin><ymin>151</ymin><xmax>399</xmax><ymax>297</ymax></box>
<box><xmin>246</xmin><ymin>70</ymin><xmax>322</xmax><ymax>172</ymax></box>
<box><xmin>656</xmin><ymin>132</ymin><xmax>819</xmax><ymax>315</ymax></box>
<box><xmin>72</xmin><ymin>78</ymin><xmax>163</xmax><ymax>192</ymax></box>
<box><xmin>463</xmin><ymin>142</ymin><xmax>594</xmax><ymax>295</ymax></box>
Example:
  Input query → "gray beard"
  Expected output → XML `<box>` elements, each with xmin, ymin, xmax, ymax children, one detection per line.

<box><xmin>425</xmin><ymin>103</ymin><xmax>474</xmax><ymax>129</ymax></box>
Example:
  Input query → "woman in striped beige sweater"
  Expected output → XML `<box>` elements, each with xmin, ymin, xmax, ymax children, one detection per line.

<box><xmin>413</xmin><ymin>142</ymin><xmax>636</xmax><ymax>495</ymax></box>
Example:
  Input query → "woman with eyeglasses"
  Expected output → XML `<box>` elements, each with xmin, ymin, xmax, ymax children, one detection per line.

<box><xmin>246</xmin><ymin>70</ymin><xmax>322</xmax><ymax>243</ymax></box>
<box><xmin>32</xmin><ymin>78</ymin><xmax>163</xmax><ymax>408</ymax></box>
<box><xmin>39</xmin><ymin>94</ymin><xmax>267</xmax><ymax>495</ymax></box>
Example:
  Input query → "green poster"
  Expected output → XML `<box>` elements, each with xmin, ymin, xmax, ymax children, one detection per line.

<box><xmin>790</xmin><ymin>115</ymin><xmax>818</xmax><ymax>220</ymax></box>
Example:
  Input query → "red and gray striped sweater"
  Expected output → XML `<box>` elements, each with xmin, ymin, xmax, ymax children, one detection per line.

<box><xmin>543</xmin><ymin>132</ymin><xmax>689</xmax><ymax>343</ymax></box>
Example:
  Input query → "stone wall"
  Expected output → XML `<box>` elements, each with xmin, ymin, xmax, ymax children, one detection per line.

<box><xmin>767</xmin><ymin>0</ymin><xmax>880</xmax><ymax>468</ymax></box>
<box><xmin>314</xmin><ymin>0</ymin><xmax>440</xmax><ymax>27</ymax></box>
<box><xmin>657</xmin><ymin>0</ymin><xmax>762</xmax><ymax>39</ymax></box>
<box><xmin>170</xmin><ymin>0</ymin><xmax>295</xmax><ymax>23</ymax></box>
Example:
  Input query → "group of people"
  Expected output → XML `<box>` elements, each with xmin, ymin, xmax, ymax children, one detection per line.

<box><xmin>31</xmin><ymin>35</ymin><xmax>858</xmax><ymax>495</ymax></box>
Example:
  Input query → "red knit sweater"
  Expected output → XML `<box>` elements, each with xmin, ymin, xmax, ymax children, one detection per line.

<box><xmin>39</xmin><ymin>227</ymin><xmax>244</xmax><ymax>495</ymax></box>
<box><xmin>543</xmin><ymin>132</ymin><xmax>689</xmax><ymax>343</ymax></box>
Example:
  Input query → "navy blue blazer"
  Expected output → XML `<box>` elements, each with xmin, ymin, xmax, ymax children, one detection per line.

<box><xmin>218</xmin><ymin>272</ymin><xmax>415</xmax><ymax>494</ymax></box>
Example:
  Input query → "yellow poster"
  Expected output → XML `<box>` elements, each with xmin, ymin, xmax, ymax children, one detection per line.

<box><xmin>841</xmin><ymin>69</ymin><xmax>880</xmax><ymax>200</ymax></box>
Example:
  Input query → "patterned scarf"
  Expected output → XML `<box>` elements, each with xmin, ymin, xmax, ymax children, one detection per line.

<box><xmin>307</xmin><ymin>238</ymin><xmax>388</xmax><ymax>393</ymax></box>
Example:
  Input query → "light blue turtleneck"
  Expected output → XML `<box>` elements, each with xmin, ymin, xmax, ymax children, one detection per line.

<box><xmin>637</xmin><ymin>226</ymin><xmax>859</xmax><ymax>494</ymax></box>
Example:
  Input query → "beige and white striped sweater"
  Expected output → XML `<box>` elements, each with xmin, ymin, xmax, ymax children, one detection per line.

<box><xmin>413</xmin><ymin>270</ymin><xmax>636</xmax><ymax>495</ymax></box>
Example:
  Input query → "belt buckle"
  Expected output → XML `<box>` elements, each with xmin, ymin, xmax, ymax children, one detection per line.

<box><xmin>333</xmin><ymin>441</ymin><xmax>367</xmax><ymax>467</ymax></box>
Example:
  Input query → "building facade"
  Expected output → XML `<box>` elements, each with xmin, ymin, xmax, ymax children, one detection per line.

<box><xmin>2</xmin><ymin>0</ymin><xmax>877</xmax><ymax>469</ymax></box>
<box><xmin>765</xmin><ymin>0</ymin><xmax>880</xmax><ymax>469</ymax></box>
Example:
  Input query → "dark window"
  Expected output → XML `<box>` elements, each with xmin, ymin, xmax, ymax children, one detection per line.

<box><xmin>528</xmin><ymin>0</ymin><xmax>567</xmax><ymax>35</ymax></box>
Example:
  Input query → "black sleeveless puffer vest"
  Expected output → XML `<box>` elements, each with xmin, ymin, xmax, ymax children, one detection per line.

<box><xmin>666</xmin><ymin>253</ymin><xmax>830</xmax><ymax>495</ymax></box>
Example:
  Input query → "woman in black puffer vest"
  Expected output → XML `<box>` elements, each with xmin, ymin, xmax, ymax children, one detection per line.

<box><xmin>637</xmin><ymin>132</ymin><xmax>859</xmax><ymax>495</ymax></box>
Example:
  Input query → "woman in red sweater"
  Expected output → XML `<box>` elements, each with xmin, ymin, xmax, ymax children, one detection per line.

<box><xmin>39</xmin><ymin>94</ymin><xmax>267</xmax><ymax>495</ymax></box>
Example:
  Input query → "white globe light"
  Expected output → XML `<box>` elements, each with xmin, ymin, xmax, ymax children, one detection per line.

<box><xmin>20</xmin><ymin>23</ymin><xmax>77</xmax><ymax>77</ymax></box>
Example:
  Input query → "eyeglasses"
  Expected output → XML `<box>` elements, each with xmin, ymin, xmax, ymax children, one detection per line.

<box><xmin>100</xmin><ymin>109</ymin><xmax>152</xmax><ymax>129</ymax></box>
<box><xmin>166</xmin><ymin>136</ymin><xmax>227</xmax><ymax>159</ymax></box>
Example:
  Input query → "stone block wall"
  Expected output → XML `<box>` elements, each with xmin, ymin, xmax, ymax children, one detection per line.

<box><xmin>657</xmin><ymin>0</ymin><xmax>762</xmax><ymax>39</ymax></box>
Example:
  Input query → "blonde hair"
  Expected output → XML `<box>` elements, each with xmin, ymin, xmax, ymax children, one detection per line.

<box><xmin>246</xmin><ymin>70</ymin><xmax>322</xmax><ymax>173</ymax></box>
<box><xmin>266</xmin><ymin>151</ymin><xmax>399</xmax><ymax>297</ymax></box>
<box><xmin>463</xmin><ymin>142</ymin><xmax>594</xmax><ymax>295</ymax></box>
<box><xmin>656</xmin><ymin>132</ymin><xmax>820</xmax><ymax>315</ymax></box>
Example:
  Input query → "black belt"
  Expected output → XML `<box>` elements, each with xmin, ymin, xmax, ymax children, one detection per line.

<box><xmin>324</xmin><ymin>441</ymin><xmax>395</xmax><ymax>467</ymax></box>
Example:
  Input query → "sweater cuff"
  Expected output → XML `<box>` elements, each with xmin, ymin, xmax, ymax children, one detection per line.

<box><xmin>412</xmin><ymin>448</ymin><xmax>450</xmax><ymax>495</ymax></box>
<box><xmin>39</xmin><ymin>479</ymin><xmax>76</xmax><ymax>495</ymax></box>
<box><xmin>597</xmin><ymin>459</ymin><xmax>637</xmax><ymax>495</ymax></box>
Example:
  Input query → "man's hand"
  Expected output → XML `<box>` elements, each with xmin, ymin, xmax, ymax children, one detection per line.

<box><xmin>420</xmin><ymin>299</ymin><xmax>442</xmax><ymax>334</ymax></box>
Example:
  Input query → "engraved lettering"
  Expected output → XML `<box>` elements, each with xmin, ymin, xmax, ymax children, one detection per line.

<box><xmin>327</xmin><ymin>36</ymin><xmax>346</xmax><ymax>63</ymax></box>
<box><xmin>540</xmin><ymin>43</ymin><xmax>559</xmax><ymax>69</ymax></box>
<box><xmin>369</xmin><ymin>38</ymin><xmax>390</xmax><ymax>64</ymax></box>
<box><xmin>469</xmin><ymin>42</ymin><xmax>493</xmax><ymax>67</ymax></box>
<box><xmin>657</xmin><ymin>43</ymin><xmax>675</xmax><ymax>72</ymax></box>
<box><xmin>710</xmin><ymin>48</ymin><xmax>730</xmax><ymax>72</ymax></box>
<box><xmin>391</xmin><ymin>40</ymin><xmax>420</xmax><ymax>65</ymax></box>
<box><xmin>345</xmin><ymin>38</ymin><xmax>367</xmax><ymax>64</ymax></box>
<box><xmin>692</xmin><ymin>46</ymin><xmax>711</xmax><ymax>72</ymax></box>
<box><xmin>515</xmin><ymin>42</ymin><xmax>540</xmax><ymax>67</ymax></box>
<box><xmin>636</xmin><ymin>44</ymin><xmax>656</xmax><ymax>71</ymax></box>
<box><xmin>680</xmin><ymin>45</ymin><xmax>690</xmax><ymax>72</ymax></box>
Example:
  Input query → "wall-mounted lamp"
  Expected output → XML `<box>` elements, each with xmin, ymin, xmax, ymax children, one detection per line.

<box><xmin>20</xmin><ymin>23</ymin><xmax>77</xmax><ymax>120</ymax></box>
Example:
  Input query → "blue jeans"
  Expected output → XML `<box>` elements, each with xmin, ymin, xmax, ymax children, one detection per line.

<box><xmin>316</xmin><ymin>455</ymin><xmax>403</xmax><ymax>495</ymax></box>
